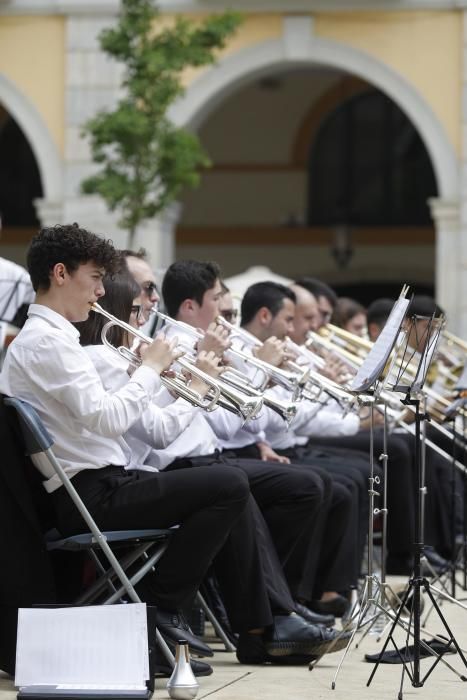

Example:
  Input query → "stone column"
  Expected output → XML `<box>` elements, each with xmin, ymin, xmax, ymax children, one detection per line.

<box><xmin>457</xmin><ymin>10</ymin><xmax>467</xmax><ymax>337</ymax></box>
<box><xmin>62</xmin><ymin>12</ymin><xmax>179</xmax><ymax>264</ymax></box>
<box><xmin>63</xmin><ymin>12</ymin><xmax>130</xmax><ymax>249</ymax></box>
<box><xmin>34</xmin><ymin>198</ymin><xmax>64</xmax><ymax>229</ymax></box>
<box><xmin>429</xmin><ymin>198</ymin><xmax>460</xmax><ymax>329</ymax></box>
<box><xmin>133</xmin><ymin>202</ymin><xmax>182</xmax><ymax>273</ymax></box>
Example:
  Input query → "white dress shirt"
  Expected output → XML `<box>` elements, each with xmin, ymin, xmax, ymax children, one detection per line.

<box><xmin>227</xmin><ymin>334</ymin><xmax>360</xmax><ymax>449</ymax></box>
<box><xmin>0</xmin><ymin>304</ymin><xmax>162</xmax><ymax>492</ymax></box>
<box><xmin>0</xmin><ymin>257</ymin><xmax>35</xmax><ymax>323</ymax></box>
<box><xmin>84</xmin><ymin>344</ymin><xmax>206</xmax><ymax>470</ymax></box>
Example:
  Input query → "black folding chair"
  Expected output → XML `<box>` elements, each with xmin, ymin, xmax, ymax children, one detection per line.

<box><xmin>4</xmin><ymin>397</ymin><xmax>175</xmax><ymax>664</ymax></box>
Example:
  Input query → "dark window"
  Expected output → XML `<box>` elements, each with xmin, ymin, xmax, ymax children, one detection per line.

<box><xmin>0</xmin><ymin>112</ymin><xmax>43</xmax><ymax>226</ymax></box>
<box><xmin>307</xmin><ymin>90</ymin><xmax>437</xmax><ymax>226</ymax></box>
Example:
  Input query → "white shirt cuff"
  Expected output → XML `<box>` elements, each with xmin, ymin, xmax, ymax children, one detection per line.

<box><xmin>130</xmin><ymin>365</ymin><xmax>162</xmax><ymax>396</ymax></box>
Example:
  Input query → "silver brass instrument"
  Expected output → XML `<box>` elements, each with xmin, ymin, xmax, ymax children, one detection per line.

<box><xmin>93</xmin><ymin>303</ymin><xmax>222</xmax><ymax>412</ymax></box>
<box><xmin>219</xmin><ymin>365</ymin><xmax>298</xmax><ymax>425</ymax></box>
<box><xmin>94</xmin><ymin>304</ymin><xmax>263</xmax><ymax>422</ymax></box>
<box><xmin>310</xmin><ymin>318</ymin><xmax>467</xmax><ymax>469</ymax></box>
<box><xmin>155</xmin><ymin>310</ymin><xmax>308</xmax><ymax>398</ymax></box>
<box><xmin>152</xmin><ymin>311</ymin><xmax>266</xmax><ymax>421</ymax></box>
<box><xmin>215</xmin><ymin>315</ymin><xmax>310</xmax><ymax>397</ymax></box>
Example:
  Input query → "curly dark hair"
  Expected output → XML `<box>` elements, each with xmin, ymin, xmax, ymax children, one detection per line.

<box><xmin>27</xmin><ymin>223</ymin><xmax>121</xmax><ymax>291</ymax></box>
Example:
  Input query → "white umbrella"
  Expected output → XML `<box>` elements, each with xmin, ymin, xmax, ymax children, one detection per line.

<box><xmin>223</xmin><ymin>266</ymin><xmax>292</xmax><ymax>300</ymax></box>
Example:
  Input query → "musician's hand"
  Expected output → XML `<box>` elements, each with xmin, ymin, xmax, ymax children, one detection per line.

<box><xmin>254</xmin><ymin>337</ymin><xmax>285</xmax><ymax>367</ymax></box>
<box><xmin>257</xmin><ymin>441</ymin><xmax>291</xmax><ymax>464</ymax></box>
<box><xmin>197</xmin><ymin>322</ymin><xmax>231</xmax><ymax>356</ymax></box>
<box><xmin>320</xmin><ymin>356</ymin><xmax>350</xmax><ymax>384</ymax></box>
<box><xmin>190</xmin><ymin>350</ymin><xmax>224</xmax><ymax>397</ymax></box>
<box><xmin>359</xmin><ymin>407</ymin><xmax>385</xmax><ymax>431</ymax></box>
<box><xmin>141</xmin><ymin>334</ymin><xmax>182</xmax><ymax>374</ymax></box>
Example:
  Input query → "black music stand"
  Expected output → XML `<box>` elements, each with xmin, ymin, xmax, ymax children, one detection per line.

<box><xmin>438</xmin><ymin>397</ymin><xmax>467</xmax><ymax>600</ymax></box>
<box><xmin>367</xmin><ymin>313</ymin><xmax>467</xmax><ymax>697</ymax></box>
<box><xmin>314</xmin><ymin>287</ymin><xmax>412</xmax><ymax>688</ymax></box>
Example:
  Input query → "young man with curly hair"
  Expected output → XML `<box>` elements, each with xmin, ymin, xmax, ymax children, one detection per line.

<box><xmin>0</xmin><ymin>223</ymin><xmax>251</xmax><ymax>660</ymax></box>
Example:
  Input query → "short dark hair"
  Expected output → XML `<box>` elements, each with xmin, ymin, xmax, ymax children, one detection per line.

<box><xmin>294</xmin><ymin>277</ymin><xmax>338</xmax><ymax>309</ymax></box>
<box><xmin>121</xmin><ymin>247</ymin><xmax>148</xmax><ymax>260</ymax></box>
<box><xmin>367</xmin><ymin>298</ymin><xmax>395</xmax><ymax>327</ymax></box>
<box><xmin>27</xmin><ymin>223</ymin><xmax>120</xmax><ymax>292</ymax></box>
<box><xmin>332</xmin><ymin>297</ymin><xmax>366</xmax><ymax>328</ymax></box>
<box><xmin>241</xmin><ymin>282</ymin><xmax>296</xmax><ymax>326</ymax></box>
<box><xmin>407</xmin><ymin>295</ymin><xmax>444</xmax><ymax>319</ymax></box>
<box><xmin>77</xmin><ymin>263</ymin><xmax>141</xmax><ymax>347</ymax></box>
<box><xmin>162</xmin><ymin>260</ymin><xmax>221</xmax><ymax>318</ymax></box>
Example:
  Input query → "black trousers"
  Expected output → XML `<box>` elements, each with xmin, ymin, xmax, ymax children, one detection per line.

<box><xmin>311</xmin><ymin>430</ymin><xmax>415</xmax><ymax>558</ymax></box>
<box><xmin>272</xmin><ymin>447</ymin><xmax>360</xmax><ymax>595</ymax></box>
<box><xmin>166</xmin><ymin>452</ymin><xmax>329</xmax><ymax>602</ymax></box>
<box><xmin>51</xmin><ymin>464</ymin><xmax>249</xmax><ymax>613</ymax></box>
<box><xmin>223</xmin><ymin>447</ymin><xmax>354</xmax><ymax>599</ymax></box>
<box><xmin>212</xmin><ymin>495</ymin><xmax>296</xmax><ymax>631</ymax></box>
<box><xmin>294</xmin><ymin>444</ymin><xmax>375</xmax><ymax>573</ymax></box>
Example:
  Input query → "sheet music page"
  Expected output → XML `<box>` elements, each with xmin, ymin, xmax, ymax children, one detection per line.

<box><xmin>411</xmin><ymin>331</ymin><xmax>440</xmax><ymax>393</ymax></box>
<box><xmin>15</xmin><ymin>604</ymin><xmax>149</xmax><ymax>689</ymax></box>
<box><xmin>456</xmin><ymin>362</ymin><xmax>467</xmax><ymax>390</ymax></box>
<box><xmin>349</xmin><ymin>296</ymin><xmax>410</xmax><ymax>393</ymax></box>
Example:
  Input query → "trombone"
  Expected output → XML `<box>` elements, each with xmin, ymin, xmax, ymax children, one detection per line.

<box><xmin>311</xmin><ymin>318</ymin><xmax>467</xmax><ymax>466</ymax></box>
<box><xmin>92</xmin><ymin>303</ymin><xmax>261</xmax><ymax>421</ymax></box>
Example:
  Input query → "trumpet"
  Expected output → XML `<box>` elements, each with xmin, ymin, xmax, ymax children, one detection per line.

<box><xmin>92</xmin><ymin>303</ymin><xmax>220</xmax><ymax>411</ymax></box>
<box><xmin>154</xmin><ymin>310</ymin><xmax>308</xmax><ymax>398</ymax></box>
<box><xmin>214</xmin><ymin>314</ymin><xmax>310</xmax><ymax>396</ymax></box>
<box><xmin>219</xmin><ymin>365</ymin><xmax>299</xmax><ymax>425</ymax></box>
<box><xmin>92</xmin><ymin>303</ymin><xmax>261</xmax><ymax>421</ymax></box>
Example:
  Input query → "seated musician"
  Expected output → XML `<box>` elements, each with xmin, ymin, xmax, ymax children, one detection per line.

<box><xmin>332</xmin><ymin>297</ymin><xmax>367</xmax><ymax>338</ymax></box>
<box><xmin>0</xmin><ymin>224</ymin><xmax>253</xmax><ymax>665</ymax></box>
<box><xmin>294</xmin><ymin>282</ymin><xmax>450</xmax><ymax>573</ymax></box>
<box><xmin>78</xmin><ymin>260</ymin><xmax>350</xmax><ymax>665</ymax></box>
<box><xmin>367</xmin><ymin>296</ymin><xmax>457</xmax><ymax>565</ymax></box>
<box><xmin>158</xmin><ymin>261</ymin><xmax>358</xmax><ymax>620</ymax></box>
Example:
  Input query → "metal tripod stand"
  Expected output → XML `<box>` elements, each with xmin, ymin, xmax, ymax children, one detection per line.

<box><xmin>367</xmin><ymin>394</ymin><xmax>467</xmax><ymax>697</ymax></box>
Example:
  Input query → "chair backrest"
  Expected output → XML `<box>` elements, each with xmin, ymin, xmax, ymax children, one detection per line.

<box><xmin>4</xmin><ymin>397</ymin><xmax>54</xmax><ymax>455</ymax></box>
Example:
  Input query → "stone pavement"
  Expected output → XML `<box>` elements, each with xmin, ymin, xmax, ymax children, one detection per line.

<box><xmin>2</xmin><ymin>579</ymin><xmax>467</xmax><ymax>700</ymax></box>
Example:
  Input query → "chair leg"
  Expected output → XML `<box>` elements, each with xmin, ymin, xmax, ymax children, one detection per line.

<box><xmin>196</xmin><ymin>591</ymin><xmax>236</xmax><ymax>652</ymax></box>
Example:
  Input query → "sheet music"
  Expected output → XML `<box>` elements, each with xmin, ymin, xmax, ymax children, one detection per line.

<box><xmin>411</xmin><ymin>326</ymin><xmax>442</xmax><ymax>393</ymax></box>
<box><xmin>349</xmin><ymin>295</ymin><xmax>410</xmax><ymax>393</ymax></box>
<box><xmin>15</xmin><ymin>604</ymin><xmax>149</xmax><ymax>689</ymax></box>
<box><xmin>456</xmin><ymin>362</ymin><xmax>467</xmax><ymax>391</ymax></box>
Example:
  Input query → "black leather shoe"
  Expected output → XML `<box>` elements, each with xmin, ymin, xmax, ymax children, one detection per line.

<box><xmin>264</xmin><ymin>613</ymin><xmax>351</xmax><ymax>657</ymax></box>
<box><xmin>309</xmin><ymin>595</ymin><xmax>349</xmax><ymax>618</ymax></box>
<box><xmin>154</xmin><ymin>653</ymin><xmax>213</xmax><ymax>677</ymax></box>
<box><xmin>295</xmin><ymin>602</ymin><xmax>335</xmax><ymax>627</ymax></box>
<box><xmin>236</xmin><ymin>632</ymin><xmax>315</xmax><ymax>665</ymax></box>
<box><xmin>423</xmin><ymin>546</ymin><xmax>450</xmax><ymax>573</ymax></box>
<box><xmin>155</xmin><ymin>609</ymin><xmax>213</xmax><ymax>657</ymax></box>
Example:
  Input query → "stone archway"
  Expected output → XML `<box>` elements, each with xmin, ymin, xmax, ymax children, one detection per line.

<box><xmin>0</xmin><ymin>74</ymin><xmax>62</xmax><ymax>203</ymax></box>
<box><xmin>169</xmin><ymin>16</ymin><xmax>459</xmax><ymax>323</ymax></box>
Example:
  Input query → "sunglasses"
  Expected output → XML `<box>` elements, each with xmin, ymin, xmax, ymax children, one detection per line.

<box><xmin>318</xmin><ymin>308</ymin><xmax>332</xmax><ymax>322</ymax></box>
<box><xmin>219</xmin><ymin>309</ymin><xmax>238</xmax><ymax>323</ymax></box>
<box><xmin>130</xmin><ymin>305</ymin><xmax>144</xmax><ymax>321</ymax></box>
<box><xmin>142</xmin><ymin>282</ymin><xmax>159</xmax><ymax>298</ymax></box>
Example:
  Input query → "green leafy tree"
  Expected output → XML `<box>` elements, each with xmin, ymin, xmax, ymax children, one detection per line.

<box><xmin>81</xmin><ymin>0</ymin><xmax>241</xmax><ymax>246</ymax></box>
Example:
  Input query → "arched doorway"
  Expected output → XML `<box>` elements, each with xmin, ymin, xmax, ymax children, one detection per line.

<box><xmin>0</xmin><ymin>104</ymin><xmax>44</xmax><ymax>261</ymax></box>
<box><xmin>0</xmin><ymin>74</ymin><xmax>63</xmax><ymax>263</ymax></box>
<box><xmin>170</xmin><ymin>20</ymin><xmax>458</xmax><ymax>319</ymax></box>
<box><xmin>0</xmin><ymin>107</ymin><xmax>43</xmax><ymax>227</ymax></box>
